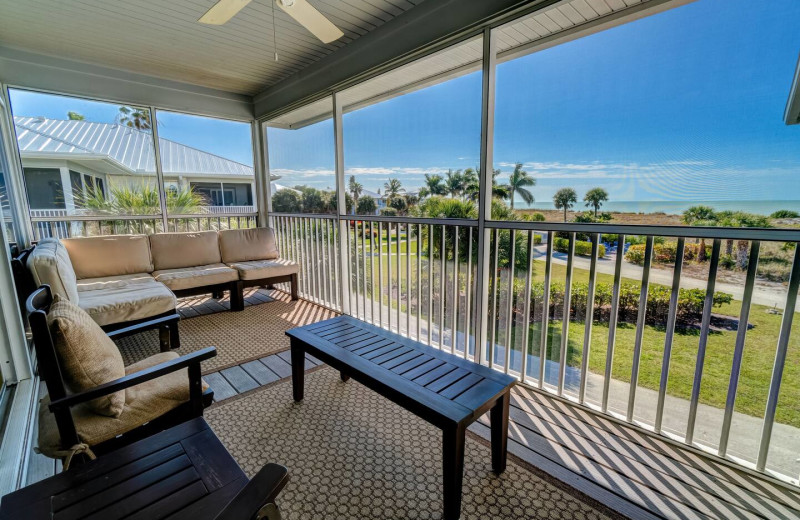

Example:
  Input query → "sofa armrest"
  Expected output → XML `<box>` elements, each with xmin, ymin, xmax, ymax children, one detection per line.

<box><xmin>213</xmin><ymin>463</ymin><xmax>290</xmax><ymax>520</ymax></box>
<box><xmin>105</xmin><ymin>313</ymin><xmax>181</xmax><ymax>340</ymax></box>
<box><xmin>49</xmin><ymin>347</ymin><xmax>216</xmax><ymax>412</ymax></box>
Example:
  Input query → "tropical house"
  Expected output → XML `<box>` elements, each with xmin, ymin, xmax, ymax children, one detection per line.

<box><xmin>14</xmin><ymin>116</ymin><xmax>256</xmax><ymax>217</ymax></box>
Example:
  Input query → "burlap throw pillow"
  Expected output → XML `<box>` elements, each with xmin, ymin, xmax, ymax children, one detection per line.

<box><xmin>47</xmin><ymin>297</ymin><xmax>125</xmax><ymax>417</ymax></box>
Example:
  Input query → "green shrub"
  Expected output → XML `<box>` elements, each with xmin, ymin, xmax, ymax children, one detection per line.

<box><xmin>770</xmin><ymin>209</ymin><xmax>800</xmax><ymax>219</ymax></box>
<box><xmin>553</xmin><ymin>237</ymin><xmax>606</xmax><ymax>258</ymax></box>
<box><xmin>511</xmin><ymin>279</ymin><xmax>732</xmax><ymax>326</ymax></box>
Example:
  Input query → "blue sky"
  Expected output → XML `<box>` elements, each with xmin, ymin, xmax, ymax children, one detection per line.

<box><xmin>268</xmin><ymin>0</ymin><xmax>800</xmax><ymax>211</ymax></box>
<box><xmin>8</xmin><ymin>0</ymin><xmax>800</xmax><ymax>212</ymax></box>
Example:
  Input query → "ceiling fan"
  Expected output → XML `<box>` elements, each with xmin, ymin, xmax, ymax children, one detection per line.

<box><xmin>199</xmin><ymin>0</ymin><xmax>344</xmax><ymax>44</ymax></box>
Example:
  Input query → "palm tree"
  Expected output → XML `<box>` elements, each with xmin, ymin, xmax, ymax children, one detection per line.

<box><xmin>421</xmin><ymin>174</ymin><xmax>447</xmax><ymax>198</ymax></box>
<box><xmin>384</xmin><ymin>178</ymin><xmax>405</xmax><ymax>209</ymax></box>
<box><xmin>464</xmin><ymin>167</ymin><xmax>508</xmax><ymax>201</ymax></box>
<box><xmin>505</xmin><ymin>163</ymin><xmax>535</xmax><ymax>210</ymax></box>
<box><xmin>583</xmin><ymin>187</ymin><xmax>609</xmax><ymax>217</ymax></box>
<box><xmin>117</xmin><ymin>106</ymin><xmax>151</xmax><ymax>130</ymax></box>
<box><xmin>445</xmin><ymin>169</ymin><xmax>464</xmax><ymax>198</ymax></box>
<box><xmin>553</xmin><ymin>188</ymin><xmax>578</xmax><ymax>222</ymax></box>
<box><xmin>348</xmin><ymin>176</ymin><xmax>363</xmax><ymax>214</ymax></box>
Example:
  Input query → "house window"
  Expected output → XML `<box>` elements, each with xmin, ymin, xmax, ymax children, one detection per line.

<box><xmin>23</xmin><ymin>168</ymin><xmax>65</xmax><ymax>210</ymax></box>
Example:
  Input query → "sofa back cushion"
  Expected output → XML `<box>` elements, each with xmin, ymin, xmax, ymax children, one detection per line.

<box><xmin>47</xmin><ymin>297</ymin><xmax>126</xmax><ymax>418</ymax></box>
<box><xmin>28</xmin><ymin>239</ymin><xmax>79</xmax><ymax>303</ymax></box>
<box><xmin>62</xmin><ymin>235</ymin><xmax>153</xmax><ymax>279</ymax></box>
<box><xmin>219</xmin><ymin>228</ymin><xmax>279</xmax><ymax>263</ymax></box>
<box><xmin>150</xmin><ymin>231</ymin><xmax>221</xmax><ymax>271</ymax></box>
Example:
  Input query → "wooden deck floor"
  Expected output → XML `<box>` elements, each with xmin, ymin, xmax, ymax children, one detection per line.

<box><xmin>470</xmin><ymin>385</ymin><xmax>800</xmax><ymax>520</ymax></box>
<box><xmin>23</xmin><ymin>292</ymin><xmax>800</xmax><ymax>519</ymax></box>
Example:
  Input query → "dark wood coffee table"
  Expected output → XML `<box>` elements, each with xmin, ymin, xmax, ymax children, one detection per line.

<box><xmin>286</xmin><ymin>315</ymin><xmax>516</xmax><ymax>520</ymax></box>
<box><xmin>0</xmin><ymin>418</ymin><xmax>288</xmax><ymax>520</ymax></box>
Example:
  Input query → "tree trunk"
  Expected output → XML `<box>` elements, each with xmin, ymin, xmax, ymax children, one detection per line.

<box><xmin>698</xmin><ymin>238</ymin><xmax>707</xmax><ymax>262</ymax></box>
<box><xmin>736</xmin><ymin>240</ymin><xmax>749</xmax><ymax>270</ymax></box>
<box><xmin>725</xmin><ymin>239</ymin><xmax>734</xmax><ymax>256</ymax></box>
<box><xmin>563</xmin><ymin>207</ymin><xmax>568</xmax><ymax>222</ymax></box>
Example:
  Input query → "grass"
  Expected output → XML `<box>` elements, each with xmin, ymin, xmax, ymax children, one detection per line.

<box><xmin>347</xmin><ymin>247</ymin><xmax>800</xmax><ymax>428</ymax></box>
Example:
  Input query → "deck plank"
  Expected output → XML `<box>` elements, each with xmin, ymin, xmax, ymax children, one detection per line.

<box><xmin>220</xmin><ymin>366</ymin><xmax>259</xmax><ymax>394</ymax></box>
<box><xmin>260</xmin><ymin>354</ymin><xmax>293</xmax><ymax>379</ymax></box>
<box><xmin>240</xmin><ymin>360</ymin><xmax>280</xmax><ymax>386</ymax></box>
<box><xmin>203</xmin><ymin>372</ymin><xmax>237</xmax><ymax>401</ymax></box>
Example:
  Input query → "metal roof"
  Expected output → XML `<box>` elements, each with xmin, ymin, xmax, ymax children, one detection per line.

<box><xmin>14</xmin><ymin>117</ymin><xmax>253</xmax><ymax>177</ymax></box>
<box><xmin>269</xmin><ymin>0</ymin><xmax>673</xmax><ymax>129</ymax></box>
<box><xmin>0</xmin><ymin>0</ymin><xmax>424</xmax><ymax>96</ymax></box>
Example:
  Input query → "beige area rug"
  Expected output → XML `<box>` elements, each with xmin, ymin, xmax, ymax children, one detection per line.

<box><xmin>115</xmin><ymin>291</ymin><xmax>337</xmax><ymax>373</ymax></box>
<box><xmin>206</xmin><ymin>368</ymin><xmax>613</xmax><ymax>520</ymax></box>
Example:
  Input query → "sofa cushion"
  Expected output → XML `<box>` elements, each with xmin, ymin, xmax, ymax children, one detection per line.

<box><xmin>62</xmin><ymin>235</ymin><xmax>153</xmax><ymax>279</ymax></box>
<box><xmin>28</xmin><ymin>239</ymin><xmax>79</xmax><ymax>303</ymax></box>
<box><xmin>227</xmin><ymin>259</ymin><xmax>299</xmax><ymax>281</ymax></box>
<box><xmin>219</xmin><ymin>228</ymin><xmax>279</xmax><ymax>263</ymax></box>
<box><xmin>152</xmin><ymin>264</ymin><xmax>238</xmax><ymax>291</ymax></box>
<box><xmin>37</xmin><ymin>352</ymin><xmax>209</xmax><ymax>458</ymax></box>
<box><xmin>149</xmin><ymin>231</ymin><xmax>221</xmax><ymax>271</ymax></box>
<box><xmin>78</xmin><ymin>274</ymin><xmax>176</xmax><ymax>327</ymax></box>
<box><xmin>47</xmin><ymin>298</ymin><xmax>125</xmax><ymax>417</ymax></box>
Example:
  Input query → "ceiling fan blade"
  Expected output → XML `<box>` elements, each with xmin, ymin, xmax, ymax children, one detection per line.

<box><xmin>276</xmin><ymin>0</ymin><xmax>344</xmax><ymax>44</ymax></box>
<box><xmin>198</xmin><ymin>0</ymin><xmax>252</xmax><ymax>25</ymax></box>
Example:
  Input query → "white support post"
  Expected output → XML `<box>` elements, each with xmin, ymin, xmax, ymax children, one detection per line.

<box><xmin>149</xmin><ymin>107</ymin><xmax>169</xmax><ymax>232</ymax></box>
<box><xmin>473</xmin><ymin>28</ymin><xmax>497</xmax><ymax>366</ymax></box>
<box><xmin>333</xmin><ymin>94</ymin><xmax>351</xmax><ymax>315</ymax></box>
<box><xmin>252</xmin><ymin>121</ymin><xmax>270</xmax><ymax>227</ymax></box>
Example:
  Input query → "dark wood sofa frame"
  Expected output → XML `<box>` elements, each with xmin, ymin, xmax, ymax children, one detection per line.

<box><xmin>27</xmin><ymin>285</ymin><xmax>216</xmax><ymax>462</ymax></box>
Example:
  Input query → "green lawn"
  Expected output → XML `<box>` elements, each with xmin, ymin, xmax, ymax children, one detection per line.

<box><xmin>345</xmin><ymin>245</ymin><xmax>799</xmax><ymax>428</ymax></box>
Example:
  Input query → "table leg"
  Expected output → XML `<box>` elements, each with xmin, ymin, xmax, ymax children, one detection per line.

<box><xmin>442</xmin><ymin>423</ymin><xmax>466</xmax><ymax>520</ymax></box>
<box><xmin>290</xmin><ymin>340</ymin><xmax>305</xmax><ymax>402</ymax></box>
<box><xmin>490</xmin><ymin>391</ymin><xmax>510</xmax><ymax>474</ymax></box>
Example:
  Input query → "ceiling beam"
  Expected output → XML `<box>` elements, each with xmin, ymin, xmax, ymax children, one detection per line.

<box><xmin>0</xmin><ymin>46</ymin><xmax>254</xmax><ymax>121</ymax></box>
<box><xmin>253</xmin><ymin>0</ymin><xmax>550</xmax><ymax>119</ymax></box>
<box><xmin>785</xmin><ymin>53</ymin><xmax>800</xmax><ymax>125</ymax></box>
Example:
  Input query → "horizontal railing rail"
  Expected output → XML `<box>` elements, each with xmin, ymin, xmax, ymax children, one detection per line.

<box><xmin>273</xmin><ymin>213</ymin><xmax>800</xmax><ymax>485</ymax></box>
<box><xmin>28</xmin><ymin>212</ymin><xmax>258</xmax><ymax>240</ymax></box>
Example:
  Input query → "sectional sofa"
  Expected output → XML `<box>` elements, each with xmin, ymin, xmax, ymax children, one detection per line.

<box><xmin>23</xmin><ymin>228</ymin><xmax>299</xmax><ymax>348</ymax></box>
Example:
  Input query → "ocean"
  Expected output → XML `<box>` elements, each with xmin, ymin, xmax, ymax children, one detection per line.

<box><xmin>524</xmin><ymin>200</ymin><xmax>800</xmax><ymax>216</ymax></box>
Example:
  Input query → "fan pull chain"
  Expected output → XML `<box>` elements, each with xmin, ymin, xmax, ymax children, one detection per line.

<box><xmin>272</xmin><ymin>0</ymin><xmax>279</xmax><ymax>61</ymax></box>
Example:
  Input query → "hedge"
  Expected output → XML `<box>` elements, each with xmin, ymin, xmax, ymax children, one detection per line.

<box><xmin>508</xmin><ymin>280</ymin><xmax>732</xmax><ymax>326</ymax></box>
<box><xmin>625</xmin><ymin>242</ymin><xmax>711</xmax><ymax>265</ymax></box>
<box><xmin>553</xmin><ymin>237</ymin><xmax>606</xmax><ymax>258</ymax></box>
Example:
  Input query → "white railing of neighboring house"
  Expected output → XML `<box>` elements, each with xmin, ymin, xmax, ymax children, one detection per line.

<box><xmin>272</xmin><ymin>211</ymin><xmax>800</xmax><ymax>485</ymax></box>
<box><xmin>28</xmin><ymin>207</ymin><xmax>258</xmax><ymax>240</ymax></box>
<box><xmin>205</xmin><ymin>205</ymin><xmax>255</xmax><ymax>214</ymax></box>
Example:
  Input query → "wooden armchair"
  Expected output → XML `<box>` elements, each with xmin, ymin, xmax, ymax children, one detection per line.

<box><xmin>27</xmin><ymin>285</ymin><xmax>216</xmax><ymax>463</ymax></box>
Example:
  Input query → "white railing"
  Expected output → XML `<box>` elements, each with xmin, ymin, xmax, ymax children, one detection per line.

<box><xmin>205</xmin><ymin>205</ymin><xmax>255</xmax><ymax>214</ymax></box>
<box><xmin>29</xmin><ymin>211</ymin><xmax>258</xmax><ymax>240</ymax></box>
<box><xmin>273</xmin><ymin>212</ymin><xmax>800</xmax><ymax>485</ymax></box>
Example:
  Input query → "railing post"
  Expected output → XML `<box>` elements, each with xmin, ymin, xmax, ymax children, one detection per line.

<box><xmin>473</xmin><ymin>27</ymin><xmax>497</xmax><ymax>366</ymax></box>
<box><xmin>333</xmin><ymin>93</ymin><xmax>351</xmax><ymax>315</ymax></box>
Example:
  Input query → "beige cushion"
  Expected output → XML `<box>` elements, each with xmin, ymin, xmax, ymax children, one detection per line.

<box><xmin>62</xmin><ymin>235</ymin><xmax>154</xmax><ymax>279</ymax></box>
<box><xmin>47</xmin><ymin>298</ymin><xmax>125</xmax><ymax>417</ymax></box>
<box><xmin>227</xmin><ymin>259</ymin><xmax>299</xmax><ymax>281</ymax></box>
<box><xmin>28</xmin><ymin>239</ymin><xmax>79</xmax><ymax>302</ymax></box>
<box><xmin>78</xmin><ymin>274</ymin><xmax>176</xmax><ymax>327</ymax></box>
<box><xmin>37</xmin><ymin>352</ymin><xmax>210</xmax><ymax>458</ymax></box>
<box><xmin>149</xmin><ymin>231</ymin><xmax>221</xmax><ymax>271</ymax></box>
<box><xmin>152</xmin><ymin>263</ymin><xmax>238</xmax><ymax>291</ymax></box>
<box><xmin>219</xmin><ymin>228</ymin><xmax>279</xmax><ymax>263</ymax></box>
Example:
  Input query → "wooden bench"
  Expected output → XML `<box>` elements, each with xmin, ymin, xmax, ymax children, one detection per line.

<box><xmin>286</xmin><ymin>315</ymin><xmax>516</xmax><ymax>520</ymax></box>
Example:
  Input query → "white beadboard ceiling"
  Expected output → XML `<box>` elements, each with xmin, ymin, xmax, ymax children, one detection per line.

<box><xmin>269</xmin><ymin>0</ymin><xmax>668</xmax><ymax>128</ymax></box>
<box><xmin>0</xmin><ymin>0</ymin><xmax>425</xmax><ymax>96</ymax></box>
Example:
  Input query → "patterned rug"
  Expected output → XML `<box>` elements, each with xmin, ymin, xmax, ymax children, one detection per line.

<box><xmin>115</xmin><ymin>291</ymin><xmax>338</xmax><ymax>373</ymax></box>
<box><xmin>206</xmin><ymin>368</ymin><xmax>614</xmax><ymax>520</ymax></box>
